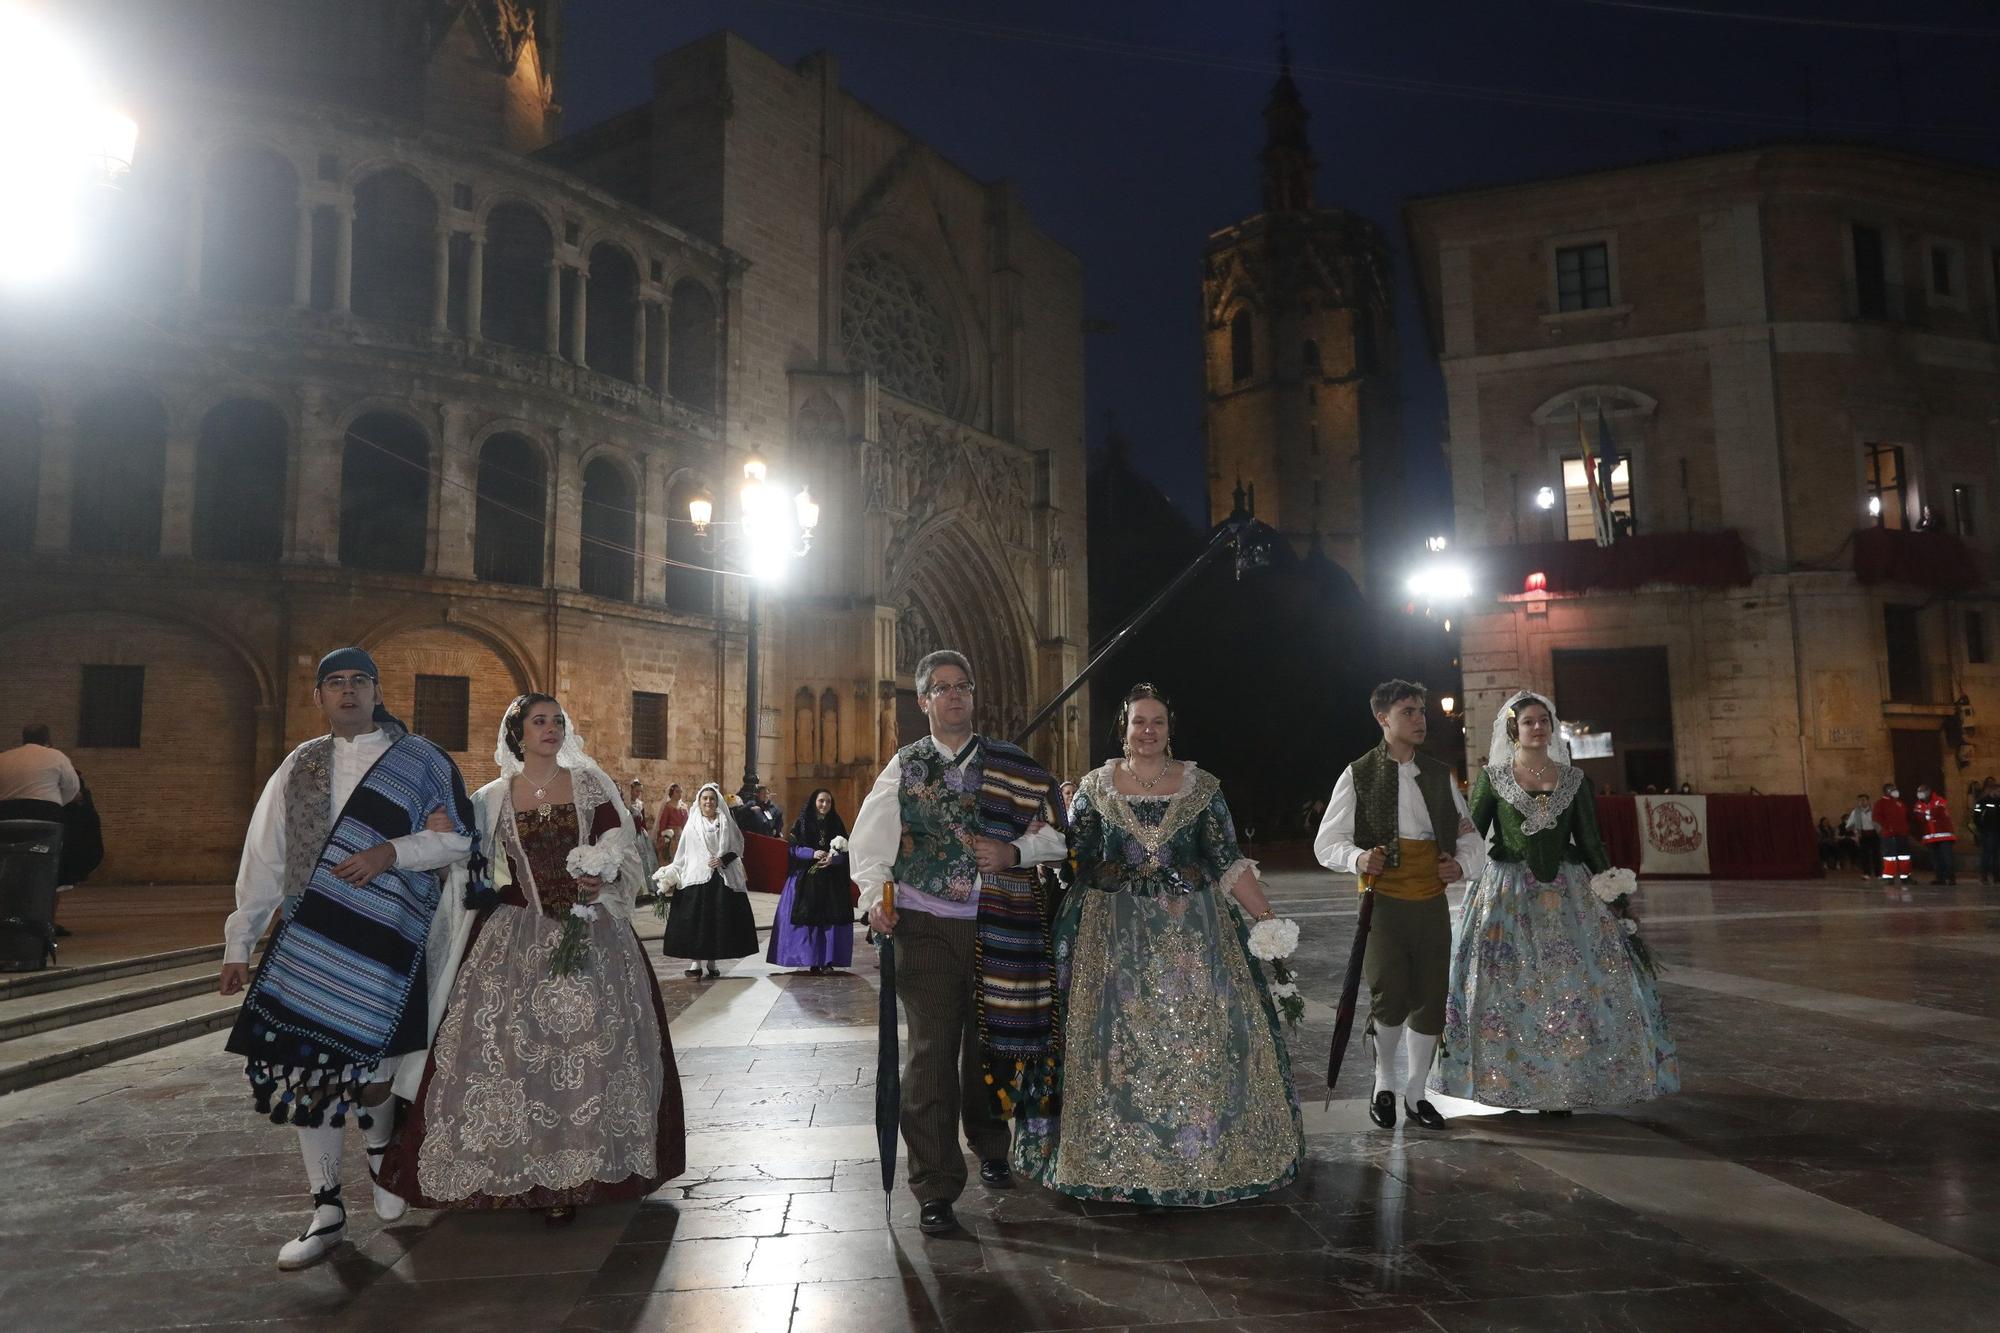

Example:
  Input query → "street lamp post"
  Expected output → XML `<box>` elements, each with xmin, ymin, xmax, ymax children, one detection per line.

<box><xmin>689</xmin><ymin>454</ymin><xmax>819</xmax><ymax>805</ymax></box>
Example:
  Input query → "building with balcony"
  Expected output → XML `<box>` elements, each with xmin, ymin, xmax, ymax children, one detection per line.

<box><xmin>0</xmin><ymin>2</ymin><xmax>1087</xmax><ymax>882</ymax></box>
<box><xmin>1407</xmin><ymin>144</ymin><xmax>2000</xmax><ymax>822</ymax></box>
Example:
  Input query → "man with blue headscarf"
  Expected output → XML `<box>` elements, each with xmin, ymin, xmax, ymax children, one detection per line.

<box><xmin>217</xmin><ymin>648</ymin><xmax>476</xmax><ymax>1270</ymax></box>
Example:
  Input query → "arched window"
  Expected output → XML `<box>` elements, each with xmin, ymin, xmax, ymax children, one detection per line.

<box><xmin>201</xmin><ymin>146</ymin><xmax>297</xmax><ymax>306</ymax></box>
<box><xmin>0</xmin><ymin>388</ymin><xmax>38</xmax><ymax>554</ymax></box>
<box><xmin>585</xmin><ymin>242</ymin><xmax>639</xmax><ymax>383</ymax></box>
<box><xmin>483</xmin><ymin>202</ymin><xmax>552</xmax><ymax>351</ymax></box>
<box><xmin>474</xmin><ymin>432</ymin><xmax>546</xmax><ymax>587</ymax></box>
<box><xmin>1301</xmin><ymin>339</ymin><xmax>1321</xmax><ymax>378</ymax></box>
<box><xmin>72</xmin><ymin>390</ymin><xmax>166</xmax><ymax>557</ymax></box>
<box><xmin>793</xmin><ymin>687</ymin><xmax>817</xmax><ymax>767</ymax></box>
<box><xmin>665</xmin><ymin>476</ymin><xmax>714</xmax><ymax>614</ymax></box>
<box><xmin>1230</xmin><ymin>309</ymin><xmax>1255</xmax><ymax>384</ymax></box>
<box><xmin>194</xmin><ymin>400</ymin><xmax>287</xmax><ymax>561</ymax></box>
<box><xmin>351</xmin><ymin>170</ymin><xmax>437</xmax><ymax>326</ymax></box>
<box><xmin>840</xmin><ymin>247</ymin><xmax>956</xmax><ymax>413</ymax></box>
<box><xmin>579</xmin><ymin>457</ymin><xmax>635</xmax><ymax>601</ymax></box>
<box><xmin>340</xmin><ymin>411</ymin><xmax>429</xmax><ymax>572</ymax></box>
<box><xmin>667</xmin><ymin>279</ymin><xmax>718</xmax><ymax>412</ymax></box>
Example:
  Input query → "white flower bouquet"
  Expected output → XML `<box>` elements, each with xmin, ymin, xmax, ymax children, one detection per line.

<box><xmin>830</xmin><ymin>835</ymin><xmax>849</xmax><ymax>853</ymax></box>
<box><xmin>1246</xmin><ymin>916</ymin><xmax>1305</xmax><ymax>1029</ymax></box>
<box><xmin>550</xmin><ymin>833</ymin><xmax>625</xmax><ymax>976</ymax></box>
<box><xmin>649</xmin><ymin>863</ymin><xmax>682</xmax><ymax>917</ymax></box>
<box><xmin>565</xmin><ymin>835</ymin><xmax>625</xmax><ymax>883</ymax></box>
<box><xmin>1587</xmin><ymin>867</ymin><xmax>1656</xmax><ymax>976</ymax></box>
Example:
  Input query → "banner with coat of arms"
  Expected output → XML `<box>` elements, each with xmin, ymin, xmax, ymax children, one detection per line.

<box><xmin>1636</xmin><ymin>794</ymin><xmax>1709</xmax><ymax>876</ymax></box>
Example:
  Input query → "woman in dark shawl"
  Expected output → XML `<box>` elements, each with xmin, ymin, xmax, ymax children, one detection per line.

<box><xmin>765</xmin><ymin>788</ymin><xmax>854</xmax><ymax>973</ymax></box>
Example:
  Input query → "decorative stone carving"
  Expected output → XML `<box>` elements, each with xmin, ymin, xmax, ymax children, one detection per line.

<box><xmin>894</xmin><ymin>589</ymin><xmax>941</xmax><ymax>677</ymax></box>
<box><xmin>795</xmin><ymin>389</ymin><xmax>844</xmax><ymax>452</ymax></box>
<box><xmin>840</xmin><ymin>248</ymin><xmax>955</xmax><ymax>414</ymax></box>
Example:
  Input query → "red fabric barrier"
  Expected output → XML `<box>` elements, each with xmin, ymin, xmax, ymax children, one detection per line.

<box><xmin>1593</xmin><ymin>794</ymin><xmax>1818</xmax><ymax>879</ymax></box>
<box><xmin>743</xmin><ymin>832</ymin><xmax>790</xmax><ymax>893</ymax></box>
<box><xmin>1476</xmin><ymin>531</ymin><xmax>1753</xmax><ymax>597</ymax></box>
<box><xmin>1853</xmin><ymin>527</ymin><xmax>1983</xmax><ymax>592</ymax></box>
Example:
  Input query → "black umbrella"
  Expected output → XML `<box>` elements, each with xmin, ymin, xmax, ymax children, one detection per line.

<box><xmin>1324</xmin><ymin>885</ymin><xmax>1375</xmax><ymax>1109</ymax></box>
<box><xmin>873</xmin><ymin>883</ymin><xmax>900</xmax><ymax>1224</ymax></box>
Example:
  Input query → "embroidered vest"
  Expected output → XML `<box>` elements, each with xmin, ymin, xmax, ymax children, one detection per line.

<box><xmin>891</xmin><ymin>737</ymin><xmax>983</xmax><ymax>903</ymax></box>
<box><xmin>1350</xmin><ymin>744</ymin><xmax>1462</xmax><ymax>871</ymax></box>
<box><xmin>280</xmin><ymin>737</ymin><xmax>335</xmax><ymax>907</ymax></box>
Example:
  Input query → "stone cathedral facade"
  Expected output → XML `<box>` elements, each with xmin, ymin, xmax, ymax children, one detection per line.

<box><xmin>0</xmin><ymin>1</ymin><xmax>1087</xmax><ymax>883</ymax></box>
<box><xmin>1202</xmin><ymin>55</ymin><xmax>1400</xmax><ymax>594</ymax></box>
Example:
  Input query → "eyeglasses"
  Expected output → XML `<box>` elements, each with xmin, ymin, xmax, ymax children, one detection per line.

<box><xmin>926</xmin><ymin>682</ymin><xmax>976</xmax><ymax>699</ymax></box>
<box><xmin>319</xmin><ymin>674</ymin><xmax>374</xmax><ymax>691</ymax></box>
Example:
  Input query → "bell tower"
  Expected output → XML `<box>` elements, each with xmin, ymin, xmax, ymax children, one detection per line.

<box><xmin>1202</xmin><ymin>44</ymin><xmax>1399</xmax><ymax>593</ymax></box>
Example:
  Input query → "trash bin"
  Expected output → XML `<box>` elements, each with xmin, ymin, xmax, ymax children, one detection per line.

<box><xmin>0</xmin><ymin>819</ymin><xmax>64</xmax><ymax>972</ymax></box>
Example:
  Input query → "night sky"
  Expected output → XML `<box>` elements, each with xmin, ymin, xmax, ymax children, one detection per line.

<box><xmin>560</xmin><ymin>1</ymin><xmax>2000</xmax><ymax>529</ymax></box>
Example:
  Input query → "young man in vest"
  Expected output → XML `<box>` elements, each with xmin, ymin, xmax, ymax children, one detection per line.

<box><xmin>1314</xmin><ymin>679</ymin><xmax>1486</xmax><ymax>1130</ymax></box>
<box><xmin>218</xmin><ymin>648</ymin><xmax>475</xmax><ymax>1269</ymax></box>
<box><xmin>849</xmin><ymin>649</ymin><xmax>1068</xmax><ymax>1235</ymax></box>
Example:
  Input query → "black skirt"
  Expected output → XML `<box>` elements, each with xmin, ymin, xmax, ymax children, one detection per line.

<box><xmin>790</xmin><ymin>862</ymin><xmax>853</xmax><ymax>928</ymax></box>
<box><xmin>661</xmin><ymin>874</ymin><xmax>759</xmax><ymax>961</ymax></box>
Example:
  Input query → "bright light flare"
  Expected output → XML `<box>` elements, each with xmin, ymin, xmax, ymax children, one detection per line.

<box><xmin>1866</xmin><ymin>495</ymin><xmax>1882</xmax><ymax>518</ymax></box>
<box><xmin>1406</xmin><ymin>561</ymin><xmax>1473</xmax><ymax>603</ymax></box>
<box><xmin>0</xmin><ymin>5</ymin><xmax>134</xmax><ymax>288</ymax></box>
<box><xmin>1533</xmin><ymin>486</ymin><xmax>1557</xmax><ymax>511</ymax></box>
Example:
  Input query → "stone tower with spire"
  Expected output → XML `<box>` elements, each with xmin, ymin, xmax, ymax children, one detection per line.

<box><xmin>1202</xmin><ymin>47</ymin><xmax>1399</xmax><ymax>594</ymax></box>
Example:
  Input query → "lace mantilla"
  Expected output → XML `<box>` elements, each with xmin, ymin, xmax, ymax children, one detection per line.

<box><xmin>1082</xmin><ymin>762</ymin><xmax>1221</xmax><ymax>854</ymax></box>
<box><xmin>1488</xmin><ymin>762</ymin><xmax>1585</xmax><ymax>835</ymax></box>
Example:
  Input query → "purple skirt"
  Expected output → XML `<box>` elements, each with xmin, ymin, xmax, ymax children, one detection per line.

<box><xmin>765</xmin><ymin>873</ymin><xmax>855</xmax><ymax>969</ymax></box>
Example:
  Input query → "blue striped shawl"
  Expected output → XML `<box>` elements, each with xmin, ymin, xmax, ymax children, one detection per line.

<box><xmin>970</xmin><ymin>738</ymin><xmax>1066</xmax><ymax>1121</ymax></box>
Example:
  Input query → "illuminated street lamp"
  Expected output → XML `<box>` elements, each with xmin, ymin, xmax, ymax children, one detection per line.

<box><xmin>0</xmin><ymin>4</ymin><xmax>137</xmax><ymax>288</ymax></box>
<box><xmin>1534</xmin><ymin>486</ymin><xmax>1557</xmax><ymax>511</ymax></box>
<box><xmin>690</xmin><ymin>453</ymin><xmax>822</xmax><ymax>801</ymax></box>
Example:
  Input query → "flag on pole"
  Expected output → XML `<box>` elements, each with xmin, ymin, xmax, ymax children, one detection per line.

<box><xmin>1577</xmin><ymin>400</ymin><xmax>1615</xmax><ymax>547</ymax></box>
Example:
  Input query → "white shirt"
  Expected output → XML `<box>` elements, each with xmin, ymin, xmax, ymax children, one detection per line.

<box><xmin>0</xmin><ymin>743</ymin><xmax>80</xmax><ymax>806</ymax></box>
<box><xmin>1313</xmin><ymin>756</ymin><xmax>1487</xmax><ymax>884</ymax></box>
<box><xmin>1843</xmin><ymin>804</ymin><xmax>1876</xmax><ymax>834</ymax></box>
<box><xmin>849</xmin><ymin>734</ymin><xmax>1070</xmax><ymax>918</ymax></box>
<box><xmin>222</xmin><ymin>729</ymin><xmax>472</xmax><ymax>964</ymax></box>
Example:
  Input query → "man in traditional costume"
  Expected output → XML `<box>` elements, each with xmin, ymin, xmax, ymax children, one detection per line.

<box><xmin>217</xmin><ymin>648</ymin><xmax>476</xmax><ymax>1269</ymax></box>
<box><xmin>850</xmin><ymin>649</ymin><xmax>1068</xmax><ymax>1235</ymax></box>
<box><xmin>1314</xmin><ymin>679</ymin><xmax>1485</xmax><ymax>1130</ymax></box>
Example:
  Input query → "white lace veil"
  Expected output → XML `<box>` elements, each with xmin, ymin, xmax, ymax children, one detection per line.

<box><xmin>1487</xmin><ymin>689</ymin><xmax>1571</xmax><ymax>770</ymax></box>
<box><xmin>493</xmin><ymin>694</ymin><xmax>593</xmax><ymax>779</ymax></box>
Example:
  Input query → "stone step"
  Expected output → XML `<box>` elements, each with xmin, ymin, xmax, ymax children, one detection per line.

<box><xmin>0</xmin><ymin>991</ymin><xmax>242</xmax><ymax>1096</ymax></box>
<box><xmin>0</xmin><ymin>943</ymin><xmax>226</xmax><ymax>999</ymax></box>
<box><xmin>0</xmin><ymin>963</ymin><xmax>225</xmax><ymax>1043</ymax></box>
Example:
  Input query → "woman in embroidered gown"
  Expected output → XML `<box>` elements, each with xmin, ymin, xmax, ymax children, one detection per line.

<box><xmin>1431</xmin><ymin>690</ymin><xmax>1679</xmax><ymax>1111</ymax></box>
<box><xmin>659</xmin><ymin>783</ymin><xmax>759</xmax><ymax>977</ymax></box>
<box><xmin>1016</xmin><ymin>685</ymin><xmax>1303</xmax><ymax>1206</ymax></box>
<box><xmin>766</xmin><ymin>788</ymin><xmax>854</xmax><ymax>973</ymax></box>
<box><xmin>380</xmin><ymin>694</ymin><xmax>685</xmax><ymax>1222</ymax></box>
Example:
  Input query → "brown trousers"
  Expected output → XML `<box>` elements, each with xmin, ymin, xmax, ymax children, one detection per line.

<box><xmin>894</xmin><ymin>907</ymin><xmax>1010</xmax><ymax>1204</ymax></box>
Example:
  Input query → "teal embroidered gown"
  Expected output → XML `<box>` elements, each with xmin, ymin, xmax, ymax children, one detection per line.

<box><xmin>1431</xmin><ymin>764</ymin><xmax>1679</xmax><ymax>1108</ymax></box>
<box><xmin>1014</xmin><ymin>762</ymin><xmax>1302</xmax><ymax>1206</ymax></box>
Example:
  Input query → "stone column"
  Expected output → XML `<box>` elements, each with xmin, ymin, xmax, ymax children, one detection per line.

<box><xmin>464</xmin><ymin>233</ymin><xmax>485</xmax><ymax>341</ymax></box>
<box><xmin>551</xmin><ymin>431</ymin><xmax>582</xmax><ymax>591</ymax></box>
<box><xmin>32</xmin><ymin>399</ymin><xmax>75</xmax><ymax>554</ymax></box>
<box><xmin>632</xmin><ymin>300</ymin><xmax>648</xmax><ymax>386</ymax></box>
<box><xmin>652</xmin><ymin>290</ymin><xmax>671</xmax><ymax>393</ymax></box>
<box><xmin>639</xmin><ymin>455</ymin><xmax>668</xmax><ymax>605</ymax></box>
<box><xmin>434</xmin><ymin>404</ymin><xmax>476</xmax><ymax>580</ymax></box>
<box><xmin>182</xmin><ymin>186</ymin><xmax>204</xmax><ymax>299</ymax></box>
<box><xmin>290</xmin><ymin>389</ymin><xmax>343</xmax><ymax>565</ymax></box>
<box><xmin>292</xmin><ymin>201</ymin><xmax>313</xmax><ymax>307</ymax></box>
<box><xmin>332</xmin><ymin>204</ymin><xmax>354</xmax><ymax>314</ymax></box>
<box><xmin>570</xmin><ymin>268</ymin><xmax>589</xmax><ymax>365</ymax></box>
<box><xmin>159</xmin><ymin>421</ymin><xmax>199</xmax><ymax>557</ymax></box>
<box><xmin>431</xmin><ymin>228</ymin><xmax>452</xmax><ymax>332</ymax></box>
<box><xmin>544</xmin><ymin>263</ymin><xmax>562</xmax><ymax>354</ymax></box>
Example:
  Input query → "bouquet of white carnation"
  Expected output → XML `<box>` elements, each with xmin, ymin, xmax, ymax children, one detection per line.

<box><xmin>1246</xmin><ymin>916</ymin><xmax>1305</xmax><ymax>1029</ymax></box>
<box><xmin>830</xmin><ymin>835</ymin><xmax>848</xmax><ymax>853</ymax></box>
<box><xmin>549</xmin><ymin>834</ymin><xmax>625</xmax><ymax>976</ymax></box>
<box><xmin>650</xmin><ymin>862</ymin><xmax>682</xmax><ymax>917</ymax></box>
<box><xmin>1587</xmin><ymin>867</ymin><xmax>1657</xmax><ymax>976</ymax></box>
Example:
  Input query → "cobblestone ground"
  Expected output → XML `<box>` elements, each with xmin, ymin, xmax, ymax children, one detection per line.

<box><xmin>9</xmin><ymin>871</ymin><xmax>2000</xmax><ymax>1330</ymax></box>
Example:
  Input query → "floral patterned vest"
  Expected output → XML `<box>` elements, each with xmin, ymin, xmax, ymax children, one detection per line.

<box><xmin>892</xmin><ymin>737</ymin><xmax>983</xmax><ymax>903</ymax></box>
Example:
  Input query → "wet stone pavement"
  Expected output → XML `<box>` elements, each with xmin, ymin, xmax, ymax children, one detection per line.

<box><xmin>7</xmin><ymin>872</ymin><xmax>2000</xmax><ymax>1331</ymax></box>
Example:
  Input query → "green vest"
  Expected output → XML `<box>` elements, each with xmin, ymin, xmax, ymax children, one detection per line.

<box><xmin>890</xmin><ymin>737</ymin><xmax>983</xmax><ymax>904</ymax></box>
<box><xmin>1350</xmin><ymin>744</ymin><xmax>1462</xmax><ymax>871</ymax></box>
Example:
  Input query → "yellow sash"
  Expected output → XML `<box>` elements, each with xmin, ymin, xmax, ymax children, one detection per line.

<box><xmin>1362</xmin><ymin>838</ymin><xmax>1444</xmax><ymax>901</ymax></box>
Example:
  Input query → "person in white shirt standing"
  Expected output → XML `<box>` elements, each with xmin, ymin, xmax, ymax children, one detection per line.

<box><xmin>216</xmin><ymin>648</ymin><xmax>474</xmax><ymax>1270</ymax></box>
<box><xmin>849</xmin><ymin>649</ymin><xmax>1068</xmax><ymax>1236</ymax></box>
<box><xmin>1314</xmin><ymin>680</ymin><xmax>1487</xmax><ymax>1131</ymax></box>
<box><xmin>0</xmin><ymin>724</ymin><xmax>84</xmax><ymax>936</ymax></box>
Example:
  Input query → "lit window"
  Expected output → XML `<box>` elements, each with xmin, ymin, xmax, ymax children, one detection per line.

<box><xmin>1865</xmin><ymin>444</ymin><xmax>1907</xmax><ymax>530</ymax></box>
<box><xmin>1560</xmin><ymin>456</ymin><xmax>1632</xmax><ymax>541</ymax></box>
<box><xmin>1555</xmin><ymin>243</ymin><xmax>1611</xmax><ymax>312</ymax></box>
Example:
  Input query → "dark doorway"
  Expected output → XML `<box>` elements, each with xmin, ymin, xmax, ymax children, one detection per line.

<box><xmin>1883</xmin><ymin>605</ymin><xmax>1928</xmax><ymax>703</ymax></box>
<box><xmin>897</xmin><ymin>689</ymin><xmax>927</xmax><ymax>747</ymax></box>
<box><xmin>1889</xmin><ymin>727</ymin><xmax>1944</xmax><ymax>805</ymax></box>
<box><xmin>1552</xmin><ymin>646</ymin><xmax>1674</xmax><ymax>793</ymax></box>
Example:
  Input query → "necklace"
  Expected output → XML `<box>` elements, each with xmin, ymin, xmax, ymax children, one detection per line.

<box><xmin>524</xmin><ymin>767</ymin><xmax>558</xmax><ymax>818</ymax></box>
<box><xmin>1124</xmin><ymin>758</ymin><xmax>1170</xmax><ymax>791</ymax></box>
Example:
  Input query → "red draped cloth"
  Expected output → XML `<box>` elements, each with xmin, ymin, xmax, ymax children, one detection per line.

<box><xmin>743</xmin><ymin>831</ymin><xmax>790</xmax><ymax>893</ymax></box>
<box><xmin>1594</xmin><ymin>794</ymin><xmax>1818</xmax><ymax>879</ymax></box>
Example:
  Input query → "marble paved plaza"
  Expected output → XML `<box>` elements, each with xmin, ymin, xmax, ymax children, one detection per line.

<box><xmin>6</xmin><ymin>873</ymin><xmax>2000</xmax><ymax>1331</ymax></box>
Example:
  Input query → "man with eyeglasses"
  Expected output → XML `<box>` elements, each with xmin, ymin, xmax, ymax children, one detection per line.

<box><xmin>849</xmin><ymin>649</ymin><xmax>1068</xmax><ymax>1235</ymax></box>
<box><xmin>216</xmin><ymin>647</ymin><xmax>477</xmax><ymax>1270</ymax></box>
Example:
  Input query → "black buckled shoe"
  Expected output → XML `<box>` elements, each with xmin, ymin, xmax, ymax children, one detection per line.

<box><xmin>1368</xmin><ymin>1090</ymin><xmax>1396</xmax><ymax>1129</ymax></box>
<box><xmin>979</xmin><ymin>1158</ymin><xmax>1014</xmax><ymax>1189</ymax></box>
<box><xmin>918</xmin><ymin>1199</ymin><xmax>959</xmax><ymax>1234</ymax></box>
<box><xmin>1404</xmin><ymin>1099</ymin><xmax>1449</xmax><ymax>1130</ymax></box>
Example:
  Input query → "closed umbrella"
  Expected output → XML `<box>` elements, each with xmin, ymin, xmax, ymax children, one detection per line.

<box><xmin>1324</xmin><ymin>883</ymin><xmax>1375</xmax><ymax>1108</ymax></box>
<box><xmin>873</xmin><ymin>883</ymin><xmax>900</xmax><ymax>1224</ymax></box>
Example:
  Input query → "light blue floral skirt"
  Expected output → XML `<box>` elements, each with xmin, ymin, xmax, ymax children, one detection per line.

<box><xmin>1431</xmin><ymin>859</ymin><xmax>1679</xmax><ymax>1109</ymax></box>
